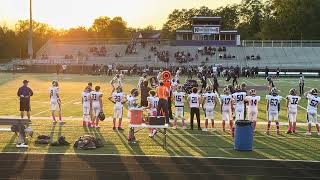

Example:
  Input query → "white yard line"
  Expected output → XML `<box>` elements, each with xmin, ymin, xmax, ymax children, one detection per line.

<box><xmin>31</xmin><ymin>98</ymin><xmax>78</xmax><ymax>116</ymax></box>
<box><xmin>0</xmin><ymin>151</ymin><xmax>319</xmax><ymax>163</ymax></box>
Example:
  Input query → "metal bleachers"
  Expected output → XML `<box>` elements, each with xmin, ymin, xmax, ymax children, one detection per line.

<box><xmin>35</xmin><ymin>41</ymin><xmax>320</xmax><ymax>69</ymax></box>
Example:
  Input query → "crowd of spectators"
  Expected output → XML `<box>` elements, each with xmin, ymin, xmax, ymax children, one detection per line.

<box><xmin>40</xmin><ymin>54</ymin><xmax>48</xmax><ymax>60</ymax></box>
<box><xmin>219</xmin><ymin>53</ymin><xmax>236</xmax><ymax>60</ymax></box>
<box><xmin>89</xmin><ymin>46</ymin><xmax>107</xmax><ymax>56</ymax></box>
<box><xmin>198</xmin><ymin>46</ymin><xmax>227</xmax><ymax>56</ymax></box>
<box><xmin>150</xmin><ymin>46</ymin><xmax>169</xmax><ymax>63</ymax></box>
<box><xmin>246</xmin><ymin>54</ymin><xmax>261</xmax><ymax>60</ymax></box>
<box><xmin>174</xmin><ymin>51</ymin><xmax>198</xmax><ymax>63</ymax></box>
<box><xmin>242</xmin><ymin>66</ymin><xmax>259</xmax><ymax>77</ymax></box>
<box><xmin>155</xmin><ymin>51</ymin><xmax>170</xmax><ymax>63</ymax></box>
<box><xmin>64</xmin><ymin>54</ymin><xmax>74</xmax><ymax>59</ymax></box>
<box><xmin>125</xmin><ymin>42</ymin><xmax>137</xmax><ymax>55</ymax></box>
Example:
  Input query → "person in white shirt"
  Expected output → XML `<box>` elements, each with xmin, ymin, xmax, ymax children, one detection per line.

<box><xmin>172</xmin><ymin>86</ymin><xmax>186</xmax><ymax>129</ymax></box>
<box><xmin>126</xmin><ymin>88</ymin><xmax>139</xmax><ymax>119</ymax></box>
<box><xmin>304</xmin><ymin>88</ymin><xmax>320</xmax><ymax>136</ymax></box>
<box><xmin>266</xmin><ymin>87</ymin><xmax>283</xmax><ymax>135</ymax></box>
<box><xmin>202</xmin><ymin>86</ymin><xmax>217</xmax><ymax>131</ymax></box>
<box><xmin>109</xmin><ymin>86</ymin><xmax>126</xmax><ymax>131</ymax></box>
<box><xmin>220</xmin><ymin>87</ymin><xmax>234</xmax><ymax>132</ymax></box>
<box><xmin>188</xmin><ymin>87</ymin><xmax>202</xmax><ymax>130</ymax></box>
<box><xmin>91</xmin><ymin>86</ymin><xmax>103</xmax><ymax>128</ymax></box>
<box><xmin>49</xmin><ymin>80</ymin><xmax>63</xmax><ymax>124</ymax></box>
<box><xmin>147</xmin><ymin>90</ymin><xmax>159</xmax><ymax>137</ymax></box>
<box><xmin>171</xmin><ymin>79</ymin><xmax>179</xmax><ymax>92</ymax></box>
<box><xmin>232</xmin><ymin>85</ymin><xmax>247</xmax><ymax>121</ymax></box>
<box><xmin>110</xmin><ymin>74</ymin><xmax>123</xmax><ymax>89</ymax></box>
<box><xmin>81</xmin><ymin>86</ymin><xmax>92</xmax><ymax>126</ymax></box>
<box><xmin>175</xmin><ymin>68</ymin><xmax>182</xmax><ymax>81</ymax></box>
<box><xmin>286</xmin><ymin>88</ymin><xmax>301</xmax><ymax>134</ymax></box>
<box><xmin>147</xmin><ymin>90</ymin><xmax>159</xmax><ymax>116</ymax></box>
<box><xmin>244</xmin><ymin>89</ymin><xmax>260</xmax><ymax>131</ymax></box>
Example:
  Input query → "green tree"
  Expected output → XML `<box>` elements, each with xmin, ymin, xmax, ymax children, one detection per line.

<box><xmin>107</xmin><ymin>17</ymin><xmax>128</xmax><ymax>38</ymax></box>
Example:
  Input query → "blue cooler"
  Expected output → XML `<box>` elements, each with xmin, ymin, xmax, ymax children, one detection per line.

<box><xmin>234</xmin><ymin>120</ymin><xmax>253</xmax><ymax>151</ymax></box>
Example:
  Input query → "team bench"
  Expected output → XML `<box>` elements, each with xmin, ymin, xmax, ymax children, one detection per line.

<box><xmin>0</xmin><ymin>118</ymin><xmax>32</xmax><ymax>148</ymax></box>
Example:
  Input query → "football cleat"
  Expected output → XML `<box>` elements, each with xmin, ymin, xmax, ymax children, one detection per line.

<box><xmin>305</xmin><ymin>132</ymin><xmax>312</xmax><ymax>136</ymax></box>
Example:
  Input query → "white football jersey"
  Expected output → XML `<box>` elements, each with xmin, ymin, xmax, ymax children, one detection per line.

<box><xmin>127</xmin><ymin>95</ymin><xmax>136</xmax><ymax>107</ymax></box>
<box><xmin>220</xmin><ymin>95</ymin><xmax>233</xmax><ymax>111</ymax></box>
<box><xmin>286</xmin><ymin>95</ymin><xmax>301</xmax><ymax>111</ymax></box>
<box><xmin>266</xmin><ymin>95</ymin><xmax>282</xmax><ymax>112</ymax></box>
<box><xmin>202</xmin><ymin>92</ymin><xmax>216</xmax><ymax>108</ymax></box>
<box><xmin>49</xmin><ymin>86</ymin><xmax>59</xmax><ymax>101</ymax></box>
<box><xmin>245</xmin><ymin>96</ymin><xmax>261</xmax><ymax>110</ymax></box>
<box><xmin>188</xmin><ymin>93</ymin><xmax>200</xmax><ymax>108</ymax></box>
<box><xmin>232</xmin><ymin>92</ymin><xmax>246</xmax><ymax>108</ymax></box>
<box><xmin>112</xmin><ymin>92</ymin><xmax>125</xmax><ymax>106</ymax></box>
<box><xmin>81</xmin><ymin>92</ymin><xmax>91</xmax><ymax>107</ymax></box>
<box><xmin>91</xmin><ymin>91</ymin><xmax>103</xmax><ymax>105</ymax></box>
<box><xmin>147</xmin><ymin>96</ymin><xmax>159</xmax><ymax>109</ymax></box>
<box><xmin>173</xmin><ymin>91</ymin><xmax>185</xmax><ymax>107</ymax></box>
<box><xmin>307</xmin><ymin>94</ymin><xmax>320</xmax><ymax>112</ymax></box>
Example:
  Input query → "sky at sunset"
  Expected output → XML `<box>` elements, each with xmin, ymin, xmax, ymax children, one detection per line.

<box><xmin>0</xmin><ymin>0</ymin><xmax>241</xmax><ymax>29</ymax></box>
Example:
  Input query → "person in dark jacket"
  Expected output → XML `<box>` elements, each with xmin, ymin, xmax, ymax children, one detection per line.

<box><xmin>17</xmin><ymin>80</ymin><xmax>33</xmax><ymax>120</ymax></box>
<box><xmin>140</xmin><ymin>81</ymin><xmax>152</xmax><ymax>107</ymax></box>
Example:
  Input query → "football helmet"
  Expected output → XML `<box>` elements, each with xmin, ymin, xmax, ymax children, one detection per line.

<box><xmin>98</xmin><ymin>112</ymin><xmax>105</xmax><ymax>121</ymax></box>
<box><xmin>249</xmin><ymin>89</ymin><xmax>256</xmax><ymax>96</ymax></box>
<box><xmin>270</xmin><ymin>87</ymin><xmax>278</xmax><ymax>95</ymax></box>
<box><xmin>311</xmin><ymin>88</ymin><xmax>318</xmax><ymax>95</ymax></box>
<box><xmin>289</xmin><ymin>88</ymin><xmax>297</xmax><ymax>95</ymax></box>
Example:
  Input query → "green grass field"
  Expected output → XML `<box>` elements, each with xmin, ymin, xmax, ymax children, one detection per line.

<box><xmin>1</xmin><ymin>73</ymin><xmax>320</xmax><ymax>160</ymax></box>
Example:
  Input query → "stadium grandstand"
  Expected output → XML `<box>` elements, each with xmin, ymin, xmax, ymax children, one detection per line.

<box><xmin>7</xmin><ymin>16</ymin><xmax>319</xmax><ymax>75</ymax></box>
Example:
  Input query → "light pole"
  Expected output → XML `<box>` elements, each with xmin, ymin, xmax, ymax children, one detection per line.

<box><xmin>28</xmin><ymin>0</ymin><xmax>33</xmax><ymax>59</ymax></box>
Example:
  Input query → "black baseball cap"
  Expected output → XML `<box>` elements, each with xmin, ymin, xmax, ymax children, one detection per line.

<box><xmin>23</xmin><ymin>80</ymin><xmax>29</xmax><ymax>84</ymax></box>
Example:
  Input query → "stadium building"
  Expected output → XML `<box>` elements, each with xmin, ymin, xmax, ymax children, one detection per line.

<box><xmin>175</xmin><ymin>16</ymin><xmax>240</xmax><ymax>46</ymax></box>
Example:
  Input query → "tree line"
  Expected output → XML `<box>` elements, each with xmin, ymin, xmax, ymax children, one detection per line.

<box><xmin>162</xmin><ymin>0</ymin><xmax>320</xmax><ymax>40</ymax></box>
<box><xmin>1</xmin><ymin>0</ymin><xmax>320</xmax><ymax>60</ymax></box>
<box><xmin>0</xmin><ymin>16</ymin><xmax>155</xmax><ymax>59</ymax></box>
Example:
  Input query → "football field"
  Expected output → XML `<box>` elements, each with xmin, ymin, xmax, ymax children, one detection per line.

<box><xmin>0</xmin><ymin>72</ymin><xmax>320</xmax><ymax>160</ymax></box>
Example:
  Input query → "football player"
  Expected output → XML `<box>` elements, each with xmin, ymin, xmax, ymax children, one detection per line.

<box><xmin>126</xmin><ymin>88</ymin><xmax>139</xmax><ymax>118</ymax></box>
<box><xmin>220</xmin><ymin>87</ymin><xmax>234</xmax><ymax>132</ymax></box>
<box><xmin>175</xmin><ymin>67</ymin><xmax>182</xmax><ymax>81</ymax></box>
<box><xmin>91</xmin><ymin>86</ymin><xmax>103</xmax><ymax>128</ymax></box>
<box><xmin>286</xmin><ymin>88</ymin><xmax>301</xmax><ymax>134</ymax></box>
<box><xmin>147</xmin><ymin>90</ymin><xmax>159</xmax><ymax>137</ymax></box>
<box><xmin>202</xmin><ymin>86</ymin><xmax>217</xmax><ymax>131</ymax></box>
<box><xmin>172</xmin><ymin>86</ymin><xmax>186</xmax><ymax>130</ymax></box>
<box><xmin>305</xmin><ymin>88</ymin><xmax>320</xmax><ymax>136</ymax></box>
<box><xmin>49</xmin><ymin>80</ymin><xmax>63</xmax><ymax>125</ymax></box>
<box><xmin>109</xmin><ymin>86</ymin><xmax>126</xmax><ymax>130</ymax></box>
<box><xmin>266</xmin><ymin>87</ymin><xmax>283</xmax><ymax>135</ymax></box>
<box><xmin>81</xmin><ymin>86</ymin><xmax>92</xmax><ymax>126</ymax></box>
<box><xmin>232</xmin><ymin>85</ymin><xmax>247</xmax><ymax>121</ymax></box>
<box><xmin>244</xmin><ymin>89</ymin><xmax>260</xmax><ymax>130</ymax></box>
<box><xmin>110</xmin><ymin>74</ymin><xmax>123</xmax><ymax>89</ymax></box>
